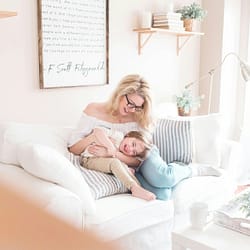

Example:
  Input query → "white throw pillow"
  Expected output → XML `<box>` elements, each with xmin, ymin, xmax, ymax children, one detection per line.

<box><xmin>17</xmin><ymin>143</ymin><xmax>96</xmax><ymax>215</ymax></box>
<box><xmin>0</xmin><ymin>122</ymin><xmax>72</xmax><ymax>165</ymax></box>
<box><xmin>191</xmin><ymin>113</ymin><xmax>223</xmax><ymax>167</ymax></box>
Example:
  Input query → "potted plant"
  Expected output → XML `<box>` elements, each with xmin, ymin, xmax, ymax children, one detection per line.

<box><xmin>235</xmin><ymin>190</ymin><xmax>250</xmax><ymax>218</ymax></box>
<box><xmin>176</xmin><ymin>2</ymin><xmax>207</xmax><ymax>31</ymax></box>
<box><xmin>175</xmin><ymin>89</ymin><xmax>204</xmax><ymax>116</ymax></box>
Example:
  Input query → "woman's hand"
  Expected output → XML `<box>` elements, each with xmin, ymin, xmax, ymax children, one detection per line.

<box><xmin>88</xmin><ymin>145</ymin><xmax>110</xmax><ymax>157</ymax></box>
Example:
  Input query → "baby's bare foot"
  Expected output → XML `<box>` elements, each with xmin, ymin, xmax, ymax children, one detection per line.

<box><xmin>131</xmin><ymin>184</ymin><xmax>156</xmax><ymax>201</ymax></box>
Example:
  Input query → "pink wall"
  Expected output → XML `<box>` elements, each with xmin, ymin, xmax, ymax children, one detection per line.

<box><xmin>0</xmin><ymin>0</ymin><xmax>202</xmax><ymax>126</ymax></box>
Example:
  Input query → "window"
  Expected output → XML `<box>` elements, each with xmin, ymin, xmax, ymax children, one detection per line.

<box><xmin>242</xmin><ymin>25</ymin><xmax>250</xmax><ymax>131</ymax></box>
<box><xmin>238</xmin><ymin>0</ymin><xmax>250</xmax><ymax>185</ymax></box>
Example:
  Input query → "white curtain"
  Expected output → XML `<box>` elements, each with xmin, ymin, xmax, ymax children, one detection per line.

<box><xmin>238</xmin><ymin>0</ymin><xmax>250</xmax><ymax>184</ymax></box>
<box><xmin>242</xmin><ymin>25</ymin><xmax>250</xmax><ymax>132</ymax></box>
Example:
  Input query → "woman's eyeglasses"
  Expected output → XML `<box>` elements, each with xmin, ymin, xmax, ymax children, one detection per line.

<box><xmin>125</xmin><ymin>94</ymin><xmax>143</xmax><ymax>112</ymax></box>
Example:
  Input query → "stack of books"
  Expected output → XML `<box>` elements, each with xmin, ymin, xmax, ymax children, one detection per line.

<box><xmin>152</xmin><ymin>12</ymin><xmax>184</xmax><ymax>31</ymax></box>
<box><xmin>213</xmin><ymin>188</ymin><xmax>250</xmax><ymax>236</ymax></box>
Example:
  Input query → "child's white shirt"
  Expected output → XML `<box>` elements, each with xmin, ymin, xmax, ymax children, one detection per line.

<box><xmin>82</xmin><ymin>126</ymin><xmax>124</xmax><ymax>157</ymax></box>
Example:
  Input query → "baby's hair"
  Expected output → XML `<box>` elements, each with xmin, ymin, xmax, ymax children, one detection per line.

<box><xmin>124</xmin><ymin>130</ymin><xmax>152</xmax><ymax>159</ymax></box>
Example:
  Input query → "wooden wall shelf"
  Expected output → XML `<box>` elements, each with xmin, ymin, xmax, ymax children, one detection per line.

<box><xmin>133</xmin><ymin>28</ymin><xmax>204</xmax><ymax>56</ymax></box>
<box><xmin>0</xmin><ymin>11</ymin><xmax>17</xmax><ymax>19</ymax></box>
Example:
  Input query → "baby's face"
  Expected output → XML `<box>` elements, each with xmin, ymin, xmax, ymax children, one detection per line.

<box><xmin>119</xmin><ymin>137</ymin><xmax>145</xmax><ymax>156</ymax></box>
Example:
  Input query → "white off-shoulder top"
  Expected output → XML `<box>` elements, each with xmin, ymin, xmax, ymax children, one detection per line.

<box><xmin>67</xmin><ymin>112</ymin><xmax>141</xmax><ymax>147</ymax></box>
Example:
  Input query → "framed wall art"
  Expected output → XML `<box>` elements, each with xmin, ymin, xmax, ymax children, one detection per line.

<box><xmin>37</xmin><ymin>0</ymin><xmax>109</xmax><ymax>88</ymax></box>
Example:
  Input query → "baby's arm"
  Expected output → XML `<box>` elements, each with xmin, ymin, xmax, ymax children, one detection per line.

<box><xmin>89</xmin><ymin>127</ymin><xmax>140</xmax><ymax>167</ymax></box>
<box><xmin>92</xmin><ymin>128</ymin><xmax>117</xmax><ymax>157</ymax></box>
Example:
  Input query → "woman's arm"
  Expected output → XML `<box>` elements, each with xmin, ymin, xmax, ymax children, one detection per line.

<box><xmin>68</xmin><ymin>132</ymin><xmax>96</xmax><ymax>155</ymax></box>
<box><xmin>69</xmin><ymin>128</ymin><xmax>117</xmax><ymax>156</ymax></box>
<box><xmin>92</xmin><ymin>128</ymin><xmax>116</xmax><ymax>156</ymax></box>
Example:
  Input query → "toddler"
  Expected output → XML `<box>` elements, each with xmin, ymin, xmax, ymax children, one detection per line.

<box><xmin>80</xmin><ymin>127</ymin><xmax>156</xmax><ymax>201</ymax></box>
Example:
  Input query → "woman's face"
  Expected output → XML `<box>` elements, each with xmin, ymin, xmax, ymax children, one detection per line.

<box><xmin>118</xmin><ymin>93</ymin><xmax>144</xmax><ymax>116</ymax></box>
<box><xmin>119</xmin><ymin>137</ymin><xmax>145</xmax><ymax>156</ymax></box>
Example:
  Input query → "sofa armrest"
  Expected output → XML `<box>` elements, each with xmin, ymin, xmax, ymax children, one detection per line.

<box><xmin>220</xmin><ymin>139</ymin><xmax>243</xmax><ymax>181</ymax></box>
<box><xmin>0</xmin><ymin>163</ymin><xmax>85</xmax><ymax>229</ymax></box>
<box><xmin>17</xmin><ymin>143</ymin><xmax>96</xmax><ymax>215</ymax></box>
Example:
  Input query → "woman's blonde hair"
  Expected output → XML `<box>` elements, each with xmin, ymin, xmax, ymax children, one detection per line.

<box><xmin>107</xmin><ymin>74</ymin><xmax>153</xmax><ymax>130</ymax></box>
<box><xmin>124</xmin><ymin>130</ymin><xmax>152</xmax><ymax>159</ymax></box>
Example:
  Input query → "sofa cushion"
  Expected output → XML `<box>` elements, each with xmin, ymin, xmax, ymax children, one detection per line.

<box><xmin>17</xmin><ymin>143</ymin><xmax>96</xmax><ymax>215</ymax></box>
<box><xmin>69</xmin><ymin>153</ymin><xmax>128</xmax><ymax>199</ymax></box>
<box><xmin>191</xmin><ymin>113</ymin><xmax>223</xmax><ymax>167</ymax></box>
<box><xmin>172</xmin><ymin>167</ymin><xmax>235</xmax><ymax>214</ymax></box>
<box><xmin>152</xmin><ymin>118</ymin><xmax>193</xmax><ymax>164</ymax></box>
<box><xmin>86</xmin><ymin>194</ymin><xmax>174</xmax><ymax>240</ymax></box>
<box><xmin>0</xmin><ymin>122</ymin><xmax>71</xmax><ymax>165</ymax></box>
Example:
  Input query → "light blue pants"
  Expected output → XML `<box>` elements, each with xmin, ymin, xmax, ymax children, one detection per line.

<box><xmin>135</xmin><ymin>146</ymin><xmax>192</xmax><ymax>200</ymax></box>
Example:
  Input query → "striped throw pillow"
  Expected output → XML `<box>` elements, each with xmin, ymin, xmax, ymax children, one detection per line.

<box><xmin>70</xmin><ymin>154</ymin><xmax>128</xmax><ymax>199</ymax></box>
<box><xmin>152</xmin><ymin>118</ymin><xmax>193</xmax><ymax>164</ymax></box>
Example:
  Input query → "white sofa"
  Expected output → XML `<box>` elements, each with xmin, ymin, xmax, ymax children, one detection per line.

<box><xmin>0</xmin><ymin>113</ymin><xmax>240</xmax><ymax>250</ymax></box>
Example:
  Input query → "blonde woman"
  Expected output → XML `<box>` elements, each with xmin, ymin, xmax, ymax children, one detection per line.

<box><xmin>68</xmin><ymin>74</ymin><xmax>154</xmax><ymax>168</ymax></box>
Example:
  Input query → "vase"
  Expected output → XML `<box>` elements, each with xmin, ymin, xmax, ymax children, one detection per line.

<box><xmin>183</xmin><ymin>18</ymin><xmax>193</xmax><ymax>32</ymax></box>
<box><xmin>178</xmin><ymin>107</ymin><xmax>191</xmax><ymax>116</ymax></box>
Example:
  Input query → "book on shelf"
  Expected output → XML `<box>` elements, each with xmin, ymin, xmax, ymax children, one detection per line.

<box><xmin>153</xmin><ymin>19</ymin><xmax>183</xmax><ymax>25</ymax></box>
<box><xmin>153</xmin><ymin>23</ymin><xmax>183</xmax><ymax>28</ymax></box>
<box><xmin>153</xmin><ymin>13</ymin><xmax>182</xmax><ymax>28</ymax></box>
<box><xmin>153</xmin><ymin>13</ymin><xmax>181</xmax><ymax>22</ymax></box>
<box><xmin>153</xmin><ymin>17</ymin><xmax>181</xmax><ymax>22</ymax></box>
<box><xmin>152</xmin><ymin>20</ymin><xmax>184</xmax><ymax>31</ymax></box>
<box><xmin>152</xmin><ymin>25</ymin><xmax>185</xmax><ymax>32</ymax></box>
<box><xmin>151</xmin><ymin>11</ymin><xmax>186</xmax><ymax>32</ymax></box>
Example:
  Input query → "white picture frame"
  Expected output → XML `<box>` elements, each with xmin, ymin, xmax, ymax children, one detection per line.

<box><xmin>38</xmin><ymin>0</ymin><xmax>109</xmax><ymax>88</ymax></box>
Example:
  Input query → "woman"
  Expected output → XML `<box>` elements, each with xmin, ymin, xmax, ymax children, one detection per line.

<box><xmin>68</xmin><ymin>74</ymin><xmax>154</xmax><ymax>168</ymax></box>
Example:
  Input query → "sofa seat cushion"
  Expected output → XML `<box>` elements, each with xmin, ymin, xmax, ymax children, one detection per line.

<box><xmin>85</xmin><ymin>194</ymin><xmax>174</xmax><ymax>240</ymax></box>
<box><xmin>0</xmin><ymin>162</ymin><xmax>84</xmax><ymax>228</ymax></box>
<box><xmin>172</xmin><ymin>169</ymin><xmax>236</xmax><ymax>214</ymax></box>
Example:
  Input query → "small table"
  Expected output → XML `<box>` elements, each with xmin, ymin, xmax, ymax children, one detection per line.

<box><xmin>172</xmin><ymin>223</ymin><xmax>250</xmax><ymax>250</ymax></box>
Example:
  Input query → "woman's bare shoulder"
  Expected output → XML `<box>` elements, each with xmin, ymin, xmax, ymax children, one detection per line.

<box><xmin>84</xmin><ymin>102</ymin><xmax>106</xmax><ymax>115</ymax></box>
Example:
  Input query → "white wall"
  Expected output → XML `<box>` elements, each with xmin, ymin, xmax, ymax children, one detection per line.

<box><xmin>0</xmin><ymin>0</ymin><xmax>201</xmax><ymax>126</ymax></box>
